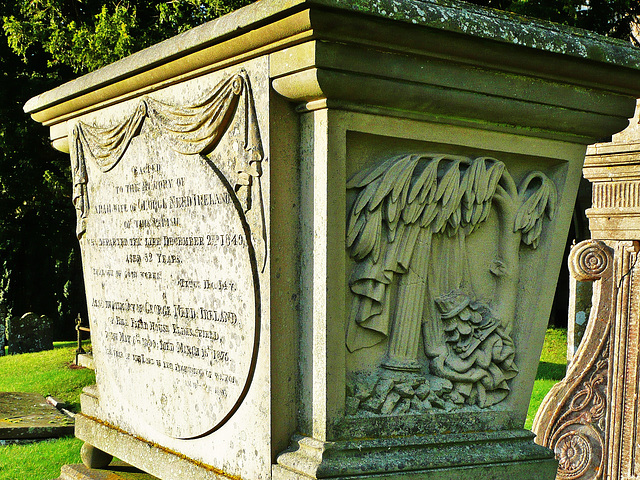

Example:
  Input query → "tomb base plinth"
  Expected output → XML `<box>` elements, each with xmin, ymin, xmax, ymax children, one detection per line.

<box><xmin>55</xmin><ymin>462</ymin><xmax>158</xmax><ymax>480</ymax></box>
<box><xmin>74</xmin><ymin>414</ymin><xmax>226</xmax><ymax>480</ymax></box>
<box><xmin>273</xmin><ymin>432</ymin><xmax>556</xmax><ymax>480</ymax></box>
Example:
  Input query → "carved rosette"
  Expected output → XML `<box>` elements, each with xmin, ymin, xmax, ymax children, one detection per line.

<box><xmin>69</xmin><ymin>70</ymin><xmax>266</xmax><ymax>267</ymax></box>
<box><xmin>550</xmin><ymin>356</ymin><xmax>608</xmax><ymax>480</ymax></box>
<box><xmin>569</xmin><ymin>241</ymin><xmax>610</xmax><ymax>282</ymax></box>
<box><xmin>345</xmin><ymin>153</ymin><xmax>558</xmax><ymax>414</ymax></box>
<box><xmin>554</xmin><ymin>427</ymin><xmax>602</xmax><ymax>480</ymax></box>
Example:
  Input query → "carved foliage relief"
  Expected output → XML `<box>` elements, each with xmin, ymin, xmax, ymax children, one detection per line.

<box><xmin>345</xmin><ymin>153</ymin><xmax>557</xmax><ymax>415</ymax></box>
<box><xmin>552</xmin><ymin>353</ymin><xmax>608</xmax><ymax>480</ymax></box>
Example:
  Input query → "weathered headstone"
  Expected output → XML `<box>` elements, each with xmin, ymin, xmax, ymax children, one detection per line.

<box><xmin>24</xmin><ymin>2</ymin><xmax>640</xmax><ymax>480</ymax></box>
<box><xmin>0</xmin><ymin>392</ymin><xmax>74</xmax><ymax>443</ymax></box>
<box><xmin>6</xmin><ymin>312</ymin><xmax>54</xmax><ymax>354</ymax></box>
<box><xmin>533</xmin><ymin>101</ymin><xmax>640</xmax><ymax>479</ymax></box>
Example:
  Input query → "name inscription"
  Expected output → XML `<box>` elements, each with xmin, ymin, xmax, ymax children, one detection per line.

<box><xmin>81</xmin><ymin>143</ymin><xmax>257</xmax><ymax>439</ymax></box>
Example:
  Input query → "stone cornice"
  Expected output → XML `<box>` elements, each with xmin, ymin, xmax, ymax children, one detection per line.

<box><xmin>24</xmin><ymin>0</ymin><xmax>640</xmax><ymax>149</ymax></box>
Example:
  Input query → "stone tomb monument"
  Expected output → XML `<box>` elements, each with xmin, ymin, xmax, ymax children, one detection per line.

<box><xmin>24</xmin><ymin>1</ymin><xmax>640</xmax><ymax>480</ymax></box>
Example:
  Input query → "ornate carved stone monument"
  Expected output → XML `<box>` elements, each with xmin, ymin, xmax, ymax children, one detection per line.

<box><xmin>533</xmin><ymin>101</ymin><xmax>640</xmax><ymax>480</ymax></box>
<box><xmin>24</xmin><ymin>1</ymin><xmax>640</xmax><ymax>480</ymax></box>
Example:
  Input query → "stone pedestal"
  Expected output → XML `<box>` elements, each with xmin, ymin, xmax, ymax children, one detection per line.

<box><xmin>24</xmin><ymin>2</ymin><xmax>640</xmax><ymax>480</ymax></box>
<box><xmin>533</xmin><ymin>101</ymin><xmax>640</xmax><ymax>479</ymax></box>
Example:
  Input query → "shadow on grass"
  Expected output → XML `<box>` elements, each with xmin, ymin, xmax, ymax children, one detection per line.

<box><xmin>536</xmin><ymin>361</ymin><xmax>566</xmax><ymax>381</ymax></box>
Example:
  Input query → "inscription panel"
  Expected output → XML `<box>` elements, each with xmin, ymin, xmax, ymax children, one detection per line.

<box><xmin>82</xmin><ymin>136</ymin><xmax>259</xmax><ymax>439</ymax></box>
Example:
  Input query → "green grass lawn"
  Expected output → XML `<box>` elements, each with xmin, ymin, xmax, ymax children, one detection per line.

<box><xmin>526</xmin><ymin>327</ymin><xmax>567</xmax><ymax>429</ymax></box>
<box><xmin>0</xmin><ymin>331</ymin><xmax>567</xmax><ymax>479</ymax></box>
<box><xmin>0</xmin><ymin>342</ymin><xmax>95</xmax><ymax>480</ymax></box>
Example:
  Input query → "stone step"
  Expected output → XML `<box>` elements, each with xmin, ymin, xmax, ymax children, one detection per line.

<box><xmin>55</xmin><ymin>462</ymin><xmax>159</xmax><ymax>480</ymax></box>
<box><xmin>75</xmin><ymin>353</ymin><xmax>95</xmax><ymax>370</ymax></box>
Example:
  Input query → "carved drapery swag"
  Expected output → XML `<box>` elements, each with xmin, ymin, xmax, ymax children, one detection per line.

<box><xmin>346</xmin><ymin>153</ymin><xmax>557</xmax><ymax>412</ymax></box>
<box><xmin>70</xmin><ymin>70</ymin><xmax>264</xmax><ymax>250</ymax></box>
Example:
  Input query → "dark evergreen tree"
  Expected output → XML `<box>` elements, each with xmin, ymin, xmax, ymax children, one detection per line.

<box><xmin>0</xmin><ymin>0</ymin><xmax>637</xmax><ymax>338</ymax></box>
<box><xmin>0</xmin><ymin>1</ymin><xmax>253</xmax><ymax>338</ymax></box>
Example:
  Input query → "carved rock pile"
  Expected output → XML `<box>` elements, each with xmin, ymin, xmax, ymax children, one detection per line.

<box><xmin>346</xmin><ymin>372</ymin><xmax>472</xmax><ymax>416</ymax></box>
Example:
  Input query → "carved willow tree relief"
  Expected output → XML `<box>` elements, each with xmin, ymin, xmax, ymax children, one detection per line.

<box><xmin>70</xmin><ymin>70</ymin><xmax>266</xmax><ymax>267</ymax></box>
<box><xmin>345</xmin><ymin>153</ymin><xmax>557</xmax><ymax>415</ymax></box>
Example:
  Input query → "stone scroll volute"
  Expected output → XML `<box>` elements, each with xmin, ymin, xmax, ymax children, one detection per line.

<box><xmin>345</xmin><ymin>153</ymin><xmax>558</xmax><ymax>415</ymax></box>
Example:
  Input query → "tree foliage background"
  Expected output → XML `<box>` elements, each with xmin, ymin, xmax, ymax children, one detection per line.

<box><xmin>0</xmin><ymin>0</ymin><xmax>638</xmax><ymax>338</ymax></box>
<box><xmin>0</xmin><ymin>1</ymin><xmax>253</xmax><ymax>338</ymax></box>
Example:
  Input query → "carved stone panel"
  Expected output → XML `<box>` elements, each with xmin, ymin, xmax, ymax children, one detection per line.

<box><xmin>72</xmin><ymin>69</ymin><xmax>268</xmax><ymax>442</ymax></box>
<box><xmin>345</xmin><ymin>153</ymin><xmax>558</xmax><ymax>415</ymax></box>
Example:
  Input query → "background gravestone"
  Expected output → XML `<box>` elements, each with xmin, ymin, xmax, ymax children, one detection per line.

<box><xmin>7</xmin><ymin>312</ymin><xmax>54</xmax><ymax>354</ymax></box>
<box><xmin>0</xmin><ymin>323</ymin><xmax>5</xmax><ymax>356</ymax></box>
<box><xmin>0</xmin><ymin>392</ymin><xmax>74</xmax><ymax>443</ymax></box>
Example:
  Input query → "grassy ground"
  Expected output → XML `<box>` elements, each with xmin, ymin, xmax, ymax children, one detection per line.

<box><xmin>0</xmin><ymin>437</ymin><xmax>84</xmax><ymax>480</ymax></box>
<box><xmin>526</xmin><ymin>328</ymin><xmax>567</xmax><ymax>429</ymax></box>
<box><xmin>0</xmin><ymin>331</ymin><xmax>567</xmax><ymax>479</ymax></box>
<box><xmin>0</xmin><ymin>342</ymin><xmax>95</xmax><ymax>480</ymax></box>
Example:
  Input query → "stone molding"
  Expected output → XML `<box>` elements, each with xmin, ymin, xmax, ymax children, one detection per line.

<box><xmin>533</xmin><ymin>239</ymin><xmax>640</xmax><ymax>480</ymax></box>
<box><xmin>532</xmin><ymin>240</ymin><xmax>616</xmax><ymax>480</ymax></box>
<box><xmin>25</xmin><ymin>1</ymin><xmax>640</xmax><ymax>150</ymax></box>
<box><xmin>275</xmin><ymin>430</ymin><xmax>556</xmax><ymax>479</ymax></box>
<box><xmin>584</xmin><ymin>114</ymin><xmax>640</xmax><ymax>239</ymax></box>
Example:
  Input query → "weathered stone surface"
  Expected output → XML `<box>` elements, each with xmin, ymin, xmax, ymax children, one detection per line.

<box><xmin>74</xmin><ymin>70</ymin><xmax>264</xmax><ymax>439</ymax></box>
<box><xmin>63</xmin><ymin>61</ymin><xmax>276</xmax><ymax>480</ymax></box>
<box><xmin>6</xmin><ymin>312</ymin><xmax>54</xmax><ymax>354</ymax></box>
<box><xmin>23</xmin><ymin>1</ymin><xmax>640</xmax><ymax>480</ymax></box>
<box><xmin>273</xmin><ymin>431</ymin><xmax>558</xmax><ymax>480</ymax></box>
<box><xmin>76</xmin><ymin>352</ymin><xmax>95</xmax><ymax>370</ymax></box>
<box><xmin>74</xmin><ymin>415</ymin><xmax>241</xmax><ymax>480</ymax></box>
<box><xmin>57</xmin><ymin>462</ymin><xmax>159</xmax><ymax>480</ymax></box>
<box><xmin>582</xmin><ymin>100</ymin><xmax>640</xmax><ymax>240</ymax></box>
<box><xmin>0</xmin><ymin>392</ymin><xmax>74</xmax><ymax>441</ymax></box>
